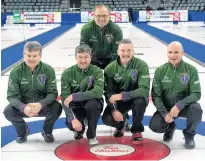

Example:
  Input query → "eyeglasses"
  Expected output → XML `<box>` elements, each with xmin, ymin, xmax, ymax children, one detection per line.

<box><xmin>77</xmin><ymin>56</ymin><xmax>91</xmax><ymax>60</ymax></box>
<box><xmin>94</xmin><ymin>15</ymin><xmax>109</xmax><ymax>19</ymax></box>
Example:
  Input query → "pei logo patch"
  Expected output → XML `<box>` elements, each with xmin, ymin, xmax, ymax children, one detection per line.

<box><xmin>131</xmin><ymin>70</ymin><xmax>137</xmax><ymax>80</ymax></box>
<box><xmin>37</xmin><ymin>74</ymin><xmax>47</xmax><ymax>85</ymax></box>
<box><xmin>105</xmin><ymin>34</ymin><xmax>113</xmax><ymax>43</ymax></box>
<box><xmin>180</xmin><ymin>73</ymin><xmax>189</xmax><ymax>84</ymax></box>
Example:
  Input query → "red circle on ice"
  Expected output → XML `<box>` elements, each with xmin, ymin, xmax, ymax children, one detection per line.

<box><xmin>55</xmin><ymin>136</ymin><xmax>170</xmax><ymax>160</ymax></box>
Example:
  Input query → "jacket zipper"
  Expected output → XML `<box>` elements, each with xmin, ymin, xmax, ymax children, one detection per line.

<box><xmin>81</xmin><ymin>70</ymin><xmax>84</xmax><ymax>106</ymax></box>
<box><xmin>173</xmin><ymin>67</ymin><xmax>177</xmax><ymax>104</ymax></box>
<box><xmin>100</xmin><ymin>30</ymin><xmax>103</xmax><ymax>60</ymax></box>
<box><xmin>30</xmin><ymin>70</ymin><xmax>35</xmax><ymax>103</ymax></box>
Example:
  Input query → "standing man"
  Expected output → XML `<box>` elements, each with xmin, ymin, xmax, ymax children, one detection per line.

<box><xmin>149</xmin><ymin>41</ymin><xmax>203</xmax><ymax>149</ymax></box>
<box><xmin>102</xmin><ymin>39</ymin><xmax>150</xmax><ymax>143</ymax></box>
<box><xmin>3</xmin><ymin>41</ymin><xmax>62</xmax><ymax>143</ymax></box>
<box><xmin>80</xmin><ymin>5</ymin><xmax>123</xmax><ymax>69</ymax></box>
<box><xmin>61</xmin><ymin>44</ymin><xmax>104</xmax><ymax>145</ymax></box>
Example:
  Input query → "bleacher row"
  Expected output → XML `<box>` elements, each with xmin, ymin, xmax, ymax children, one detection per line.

<box><xmin>168</xmin><ymin>0</ymin><xmax>205</xmax><ymax>11</ymax></box>
<box><xmin>1</xmin><ymin>0</ymin><xmax>205</xmax><ymax>13</ymax></box>
<box><xmin>1</xmin><ymin>0</ymin><xmax>71</xmax><ymax>13</ymax></box>
<box><xmin>81</xmin><ymin>0</ymin><xmax>147</xmax><ymax>11</ymax></box>
<box><xmin>81</xmin><ymin>0</ymin><xmax>205</xmax><ymax>11</ymax></box>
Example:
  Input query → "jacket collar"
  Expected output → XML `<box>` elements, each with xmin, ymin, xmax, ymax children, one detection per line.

<box><xmin>23</xmin><ymin>61</ymin><xmax>42</xmax><ymax>73</ymax></box>
<box><xmin>76</xmin><ymin>64</ymin><xmax>91</xmax><ymax>73</ymax></box>
<box><xmin>168</xmin><ymin>60</ymin><xmax>184</xmax><ymax>70</ymax></box>
<box><xmin>116</xmin><ymin>56</ymin><xmax>134</xmax><ymax>67</ymax></box>
<box><xmin>93</xmin><ymin>20</ymin><xmax>111</xmax><ymax>31</ymax></box>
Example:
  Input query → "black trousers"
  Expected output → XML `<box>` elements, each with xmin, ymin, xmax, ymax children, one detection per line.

<box><xmin>102</xmin><ymin>97</ymin><xmax>147</xmax><ymax>133</ymax></box>
<box><xmin>3</xmin><ymin>101</ymin><xmax>62</xmax><ymax>136</ymax></box>
<box><xmin>149</xmin><ymin>103</ymin><xmax>203</xmax><ymax>139</ymax></box>
<box><xmin>65</xmin><ymin>99</ymin><xmax>103</xmax><ymax>139</ymax></box>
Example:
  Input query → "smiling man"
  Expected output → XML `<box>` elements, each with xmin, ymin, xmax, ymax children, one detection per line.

<box><xmin>61</xmin><ymin>44</ymin><xmax>104</xmax><ymax>145</ymax></box>
<box><xmin>149</xmin><ymin>41</ymin><xmax>203</xmax><ymax>149</ymax></box>
<box><xmin>3</xmin><ymin>41</ymin><xmax>62</xmax><ymax>144</ymax></box>
<box><xmin>102</xmin><ymin>39</ymin><xmax>150</xmax><ymax>143</ymax></box>
<box><xmin>80</xmin><ymin>5</ymin><xmax>123</xmax><ymax>69</ymax></box>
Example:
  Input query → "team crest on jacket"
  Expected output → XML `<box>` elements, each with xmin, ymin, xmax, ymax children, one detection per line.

<box><xmin>105</xmin><ymin>34</ymin><xmax>113</xmax><ymax>43</ymax></box>
<box><xmin>180</xmin><ymin>73</ymin><xmax>189</xmax><ymax>84</ymax></box>
<box><xmin>38</xmin><ymin>74</ymin><xmax>47</xmax><ymax>85</ymax></box>
<box><xmin>131</xmin><ymin>71</ymin><xmax>137</xmax><ymax>80</ymax></box>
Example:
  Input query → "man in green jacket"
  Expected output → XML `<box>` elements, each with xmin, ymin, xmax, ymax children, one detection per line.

<box><xmin>80</xmin><ymin>5</ymin><xmax>132</xmax><ymax>131</ymax></box>
<box><xmin>149</xmin><ymin>41</ymin><xmax>203</xmax><ymax>149</ymax></box>
<box><xmin>80</xmin><ymin>5</ymin><xmax>123</xmax><ymax>69</ymax></box>
<box><xmin>102</xmin><ymin>39</ymin><xmax>150</xmax><ymax>143</ymax></box>
<box><xmin>3</xmin><ymin>41</ymin><xmax>62</xmax><ymax>143</ymax></box>
<box><xmin>61</xmin><ymin>44</ymin><xmax>104</xmax><ymax>145</ymax></box>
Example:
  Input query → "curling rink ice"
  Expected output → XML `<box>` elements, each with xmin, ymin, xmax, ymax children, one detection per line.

<box><xmin>1</xmin><ymin>22</ymin><xmax>205</xmax><ymax>161</ymax></box>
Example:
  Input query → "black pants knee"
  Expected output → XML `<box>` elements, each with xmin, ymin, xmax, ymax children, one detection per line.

<box><xmin>102</xmin><ymin>97</ymin><xmax>147</xmax><ymax>133</ymax></box>
<box><xmin>149</xmin><ymin>103</ymin><xmax>203</xmax><ymax>138</ymax></box>
<box><xmin>66</xmin><ymin>99</ymin><xmax>103</xmax><ymax>139</ymax></box>
<box><xmin>3</xmin><ymin>101</ymin><xmax>62</xmax><ymax>136</ymax></box>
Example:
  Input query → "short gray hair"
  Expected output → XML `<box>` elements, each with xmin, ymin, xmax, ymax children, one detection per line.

<box><xmin>75</xmin><ymin>44</ymin><xmax>92</xmax><ymax>56</ymax></box>
<box><xmin>119</xmin><ymin>39</ymin><xmax>133</xmax><ymax>46</ymax></box>
<box><xmin>23</xmin><ymin>41</ymin><xmax>42</xmax><ymax>56</ymax></box>
<box><xmin>94</xmin><ymin>4</ymin><xmax>110</xmax><ymax>14</ymax></box>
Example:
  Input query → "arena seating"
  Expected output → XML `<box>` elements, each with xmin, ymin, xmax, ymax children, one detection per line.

<box><xmin>1</xmin><ymin>0</ymin><xmax>205</xmax><ymax>13</ymax></box>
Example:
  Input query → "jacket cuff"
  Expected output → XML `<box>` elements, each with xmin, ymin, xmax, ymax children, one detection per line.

<box><xmin>121</xmin><ymin>92</ymin><xmax>130</xmax><ymax>101</ymax></box>
<box><xmin>67</xmin><ymin>116</ymin><xmax>75</xmax><ymax>123</ymax></box>
<box><xmin>72</xmin><ymin>93</ymin><xmax>79</xmax><ymax>102</ymax></box>
<box><xmin>19</xmin><ymin>104</ymin><xmax>27</xmax><ymax>113</ymax></box>
<box><xmin>176</xmin><ymin>102</ymin><xmax>184</xmax><ymax>110</ymax></box>
<box><xmin>161</xmin><ymin>112</ymin><xmax>169</xmax><ymax>119</ymax></box>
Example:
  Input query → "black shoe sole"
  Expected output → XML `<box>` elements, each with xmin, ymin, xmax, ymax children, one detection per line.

<box><xmin>16</xmin><ymin>139</ymin><xmax>27</xmax><ymax>144</ymax></box>
<box><xmin>113</xmin><ymin>132</ymin><xmax>124</xmax><ymax>137</ymax></box>
<box><xmin>74</xmin><ymin>135</ymin><xmax>83</xmax><ymax>140</ymax></box>
<box><xmin>185</xmin><ymin>144</ymin><xmax>195</xmax><ymax>149</ymax></box>
<box><xmin>45</xmin><ymin>139</ymin><xmax>54</xmax><ymax>143</ymax></box>
<box><xmin>132</xmin><ymin>139</ymin><xmax>143</xmax><ymax>144</ymax></box>
<box><xmin>133</xmin><ymin>138</ymin><xmax>143</xmax><ymax>141</ymax></box>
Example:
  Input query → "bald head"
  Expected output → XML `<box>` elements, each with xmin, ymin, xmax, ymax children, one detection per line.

<box><xmin>168</xmin><ymin>41</ymin><xmax>184</xmax><ymax>52</ymax></box>
<box><xmin>167</xmin><ymin>41</ymin><xmax>184</xmax><ymax>67</ymax></box>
